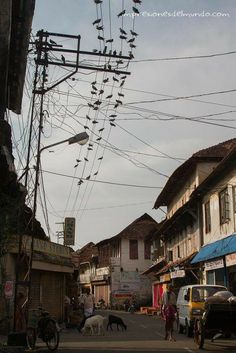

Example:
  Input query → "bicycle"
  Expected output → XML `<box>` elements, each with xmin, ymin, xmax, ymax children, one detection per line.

<box><xmin>26</xmin><ymin>308</ymin><xmax>60</xmax><ymax>351</ymax></box>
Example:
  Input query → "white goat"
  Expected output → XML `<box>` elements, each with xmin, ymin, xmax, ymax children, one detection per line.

<box><xmin>81</xmin><ymin>315</ymin><xmax>106</xmax><ymax>335</ymax></box>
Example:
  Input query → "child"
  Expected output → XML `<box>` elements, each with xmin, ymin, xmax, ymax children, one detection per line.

<box><xmin>163</xmin><ymin>304</ymin><xmax>176</xmax><ymax>341</ymax></box>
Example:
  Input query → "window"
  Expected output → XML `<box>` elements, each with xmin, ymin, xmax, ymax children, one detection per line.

<box><xmin>204</xmin><ymin>200</ymin><xmax>211</xmax><ymax>233</ymax></box>
<box><xmin>129</xmin><ymin>240</ymin><xmax>138</xmax><ymax>259</ymax></box>
<box><xmin>233</xmin><ymin>186</ymin><xmax>236</xmax><ymax>213</ymax></box>
<box><xmin>167</xmin><ymin>250</ymin><xmax>173</xmax><ymax>262</ymax></box>
<box><xmin>219</xmin><ymin>188</ymin><xmax>230</xmax><ymax>224</ymax></box>
<box><xmin>177</xmin><ymin>245</ymin><xmax>180</xmax><ymax>258</ymax></box>
<box><xmin>144</xmin><ymin>240</ymin><xmax>151</xmax><ymax>260</ymax></box>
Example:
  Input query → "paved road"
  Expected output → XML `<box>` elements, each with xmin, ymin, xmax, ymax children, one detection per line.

<box><xmin>1</xmin><ymin>310</ymin><xmax>235</xmax><ymax>352</ymax></box>
<box><xmin>34</xmin><ymin>310</ymin><xmax>236</xmax><ymax>353</ymax></box>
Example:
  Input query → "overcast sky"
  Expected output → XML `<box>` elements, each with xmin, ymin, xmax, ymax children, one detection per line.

<box><xmin>13</xmin><ymin>0</ymin><xmax>236</xmax><ymax>249</ymax></box>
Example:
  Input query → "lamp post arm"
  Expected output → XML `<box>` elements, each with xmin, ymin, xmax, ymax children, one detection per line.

<box><xmin>39</xmin><ymin>138</ymin><xmax>69</xmax><ymax>154</ymax></box>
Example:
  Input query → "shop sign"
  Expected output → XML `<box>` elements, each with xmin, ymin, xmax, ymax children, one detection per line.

<box><xmin>170</xmin><ymin>269</ymin><xmax>185</xmax><ymax>279</ymax></box>
<box><xmin>4</xmin><ymin>281</ymin><xmax>14</xmax><ymax>298</ymax></box>
<box><xmin>205</xmin><ymin>259</ymin><xmax>224</xmax><ymax>271</ymax></box>
<box><xmin>226</xmin><ymin>253</ymin><xmax>236</xmax><ymax>267</ymax></box>
<box><xmin>160</xmin><ymin>273</ymin><xmax>171</xmax><ymax>283</ymax></box>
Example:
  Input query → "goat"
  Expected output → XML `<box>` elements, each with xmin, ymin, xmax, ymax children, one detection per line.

<box><xmin>107</xmin><ymin>314</ymin><xmax>127</xmax><ymax>331</ymax></box>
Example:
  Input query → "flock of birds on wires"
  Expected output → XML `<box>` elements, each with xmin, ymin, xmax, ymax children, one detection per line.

<box><xmin>21</xmin><ymin>0</ymin><xmax>146</xmax><ymax>233</ymax></box>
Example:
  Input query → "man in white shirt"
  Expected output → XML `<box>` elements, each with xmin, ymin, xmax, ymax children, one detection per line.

<box><xmin>80</xmin><ymin>288</ymin><xmax>95</xmax><ymax>317</ymax></box>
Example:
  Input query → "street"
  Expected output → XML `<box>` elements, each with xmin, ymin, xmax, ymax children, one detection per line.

<box><xmin>34</xmin><ymin>310</ymin><xmax>236</xmax><ymax>353</ymax></box>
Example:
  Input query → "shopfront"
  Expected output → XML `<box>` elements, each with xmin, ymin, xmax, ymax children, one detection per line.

<box><xmin>191</xmin><ymin>234</ymin><xmax>236</xmax><ymax>293</ymax></box>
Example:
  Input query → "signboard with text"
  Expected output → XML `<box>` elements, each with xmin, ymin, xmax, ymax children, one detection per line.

<box><xmin>64</xmin><ymin>217</ymin><xmax>75</xmax><ymax>245</ymax></box>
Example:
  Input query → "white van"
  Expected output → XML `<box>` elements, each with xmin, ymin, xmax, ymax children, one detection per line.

<box><xmin>176</xmin><ymin>284</ymin><xmax>227</xmax><ymax>337</ymax></box>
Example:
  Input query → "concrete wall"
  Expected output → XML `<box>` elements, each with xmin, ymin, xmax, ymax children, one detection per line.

<box><xmin>167</xmin><ymin>162</ymin><xmax>219</xmax><ymax>218</ymax></box>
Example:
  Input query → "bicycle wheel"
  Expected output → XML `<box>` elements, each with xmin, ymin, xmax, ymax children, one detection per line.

<box><xmin>26</xmin><ymin>328</ymin><xmax>36</xmax><ymax>349</ymax></box>
<box><xmin>44</xmin><ymin>319</ymin><xmax>59</xmax><ymax>351</ymax></box>
<box><xmin>194</xmin><ymin>319</ymin><xmax>205</xmax><ymax>349</ymax></box>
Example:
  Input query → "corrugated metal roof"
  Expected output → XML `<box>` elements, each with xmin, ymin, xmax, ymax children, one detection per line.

<box><xmin>191</xmin><ymin>234</ymin><xmax>236</xmax><ymax>264</ymax></box>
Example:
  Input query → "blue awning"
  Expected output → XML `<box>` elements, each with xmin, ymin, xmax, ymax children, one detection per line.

<box><xmin>191</xmin><ymin>233</ymin><xmax>236</xmax><ymax>264</ymax></box>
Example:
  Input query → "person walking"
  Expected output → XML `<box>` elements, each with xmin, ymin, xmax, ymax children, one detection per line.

<box><xmin>161</xmin><ymin>284</ymin><xmax>177</xmax><ymax>341</ymax></box>
<box><xmin>77</xmin><ymin>288</ymin><xmax>95</xmax><ymax>332</ymax></box>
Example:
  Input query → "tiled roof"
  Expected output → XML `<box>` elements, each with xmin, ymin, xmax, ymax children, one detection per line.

<box><xmin>96</xmin><ymin>213</ymin><xmax>159</xmax><ymax>246</ymax></box>
<box><xmin>76</xmin><ymin>242</ymin><xmax>98</xmax><ymax>263</ymax></box>
<box><xmin>154</xmin><ymin>138</ymin><xmax>236</xmax><ymax>209</ymax></box>
<box><xmin>155</xmin><ymin>252</ymin><xmax>197</xmax><ymax>276</ymax></box>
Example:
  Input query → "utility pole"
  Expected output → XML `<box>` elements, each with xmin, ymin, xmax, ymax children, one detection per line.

<box><xmin>14</xmin><ymin>29</ymin><xmax>132</xmax><ymax>331</ymax></box>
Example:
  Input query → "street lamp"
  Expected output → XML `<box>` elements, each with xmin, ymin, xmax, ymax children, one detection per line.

<box><xmin>39</xmin><ymin>131</ymin><xmax>89</xmax><ymax>153</ymax></box>
<box><xmin>33</xmin><ymin>131</ymin><xmax>89</xmax><ymax>220</ymax></box>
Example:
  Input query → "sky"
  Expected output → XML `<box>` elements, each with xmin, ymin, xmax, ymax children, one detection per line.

<box><xmin>11</xmin><ymin>0</ymin><xmax>236</xmax><ymax>249</ymax></box>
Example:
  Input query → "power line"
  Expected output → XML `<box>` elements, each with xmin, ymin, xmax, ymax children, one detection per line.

<box><xmin>125</xmin><ymin>88</ymin><xmax>236</xmax><ymax>105</ymax></box>
<box><xmin>132</xmin><ymin>50</ymin><xmax>236</xmax><ymax>62</ymax></box>
<box><xmin>41</xmin><ymin>169</ymin><xmax>163</xmax><ymax>189</ymax></box>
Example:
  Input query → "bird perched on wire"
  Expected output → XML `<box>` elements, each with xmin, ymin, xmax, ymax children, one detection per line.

<box><xmin>86</xmin><ymin>115</ymin><xmax>91</xmax><ymax>120</ymax></box>
<box><xmin>93</xmin><ymin>49</ymin><xmax>98</xmax><ymax>53</ymax></box>
<box><xmin>120</xmin><ymin>80</ymin><xmax>125</xmax><ymax>87</ymax></box>
<box><xmin>92</xmin><ymin>85</ymin><xmax>97</xmax><ymax>91</ymax></box>
<box><xmin>84</xmin><ymin>157</ymin><xmax>89</xmax><ymax>162</ymax></box>
<box><xmin>132</xmin><ymin>7</ymin><xmax>140</xmax><ymax>14</ymax></box>
<box><xmin>106</xmin><ymin>94</ymin><xmax>113</xmax><ymax>99</ymax></box>
<box><xmin>84</xmin><ymin>126</ymin><xmax>89</xmax><ymax>130</ymax></box>
<box><xmin>98</xmin><ymin>128</ymin><xmax>104</xmax><ymax>132</ymax></box>
<box><xmin>133</xmin><ymin>0</ymin><xmax>142</xmax><ymax>3</ymax></box>
<box><xmin>103</xmin><ymin>78</ymin><xmax>109</xmax><ymax>83</ymax></box>
<box><xmin>92</xmin><ymin>80</ymin><xmax>97</xmax><ymax>85</ymax></box>
<box><xmin>130</xmin><ymin>30</ymin><xmax>138</xmax><ymax>36</ymax></box>
<box><xmin>94</xmin><ymin>100</ymin><xmax>102</xmax><ymax>105</ymax></box>
<box><xmin>93</xmin><ymin>18</ymin><xmax>101</xmax><ymax>25</ymax></box>
<box><xmin>116</xmin><ymin>99</ymin><xmax>122</xmax><ymax>104</ymax></box>
<box><xmin>88</xmin><ymin>103</ymin><xmax>94</xmax><ymax>108</ymax></box>
<box><xmin>113</xmin><ymin>50</ymin><xmax>117</xmax><ymax>55</ymax></box>
<box><xmin>99</xmin><ymin>89</ymin><xmax>104</xmax><ymax>94</ymax></box>
<box><xmin>114</xmin><ymin>103</ymin><xmax>119</xmax><ymax>108</ymax></box>
<box><xmin>91</xmin><ymin>91</ymin><xmax>97</xmax><ymax>95</ymax></box>
<box><xmin>94</xmin><ymin>171</ymin><xmax>98</xmax><ymax>176</ymax></box>
<box><xmin>98</xmin><ymin>35</ymin><xmax>104</xmax><ymax>41</ymax></box>
<box><xmin>96</xmin><ymin>137</ymin><xmax>102</xmax><ymax>141</ymax></box>
<box><xmin>103</xmin><ymin>46</ymin><xmax>107</xmax><ymax>54</ymax></box>
<box><xmin>130</xmin><ymin>43</ymin><xmax>136</xmax><ymax>48</ymax></box>
<box><xmin>109</xmin><ymin>114</ymin><xmax>117</xmax><ymax>117</ymax></box>
<box><xmin>86</xmin><ymin>175</ymin><xmax>91</xmax><ymax>180</ymax></box>
<box><xmin>94</xmin><ymin>0</ymin><xmax>102</xmax><ymax>3</ymax></box>
<box><xmin>49</xmin><ymin>39</ymin><xmax>57</xmax><ymax>45</ymax></box>
<box><xmin>128</xmin><ymin>38</ymin><xmax>135</xmax><ymax>43</ymax></box>
<box><xmin>76</xmin><ymin>159</ymin><xmax>81</xmax><ymax>163</ymax></box>
<box><xmin>106</xmin><ymin>39</ymin><xmax>113</xmax><ymax>43</ymax></box>
<box><xmin>117</xmin><ymin>10</ymin><xmax>126</xmax><ymax>17</ymax></box>
<box><xmin>61</xmin><ymin>55</ymin><xmax>66</xmax><ymax>64</ymax></box>
<box><xmin>98</xmin><ymin>156</ymin><xmax>103</xmax><ymax>160</ymax></box>
<box><xmin>120</xmin><ymin>28</ymin><xmax>127</xmax><ymax>35</ymax></box>
<box><xmin>119</xmin><ymin>35</ymin><xmax>127</xmax><ymax>40</ymax></box>
<box><xmin>96</xmin><ymin>25</ymin><xmax>104</xmax><ymax>31</ymax></box>
<box><xmin>129</xmin><ymin>52</ymin><xmax>134</xmax><ymax>59</ymax></box>
<box><xmin>121</xmin><ymin>75</ymin><xmax>127</xmax><ymax>80</ymax></box>
<box><xmin>113</xmin><ymin>77</ymin><xmax>119</xmax><ymax>82</ymax></box>
<box><xmin>92</xmin><ymin>120</ymin><xmax>98</xmax><ymax>124</ymax></box>
<box><xmin>118</xmin><ymin>93</ymin><xmax>124</xmax><ymax>97</ymax></box>
<box><xmin>110</xmin><ymin>122</ymin><xmax>116</xmax><ymax>127</ymax></box>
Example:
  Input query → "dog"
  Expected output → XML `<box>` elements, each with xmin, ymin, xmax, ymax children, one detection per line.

<box><xmin>81</xmin><ymin>315</ymin><xmax>105</xmax><ymax>335</ymax></box>
<box><xmin>107</xmin><ymin>314</ymin><xmax>127</xmax><ymax>331</ymax></box>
